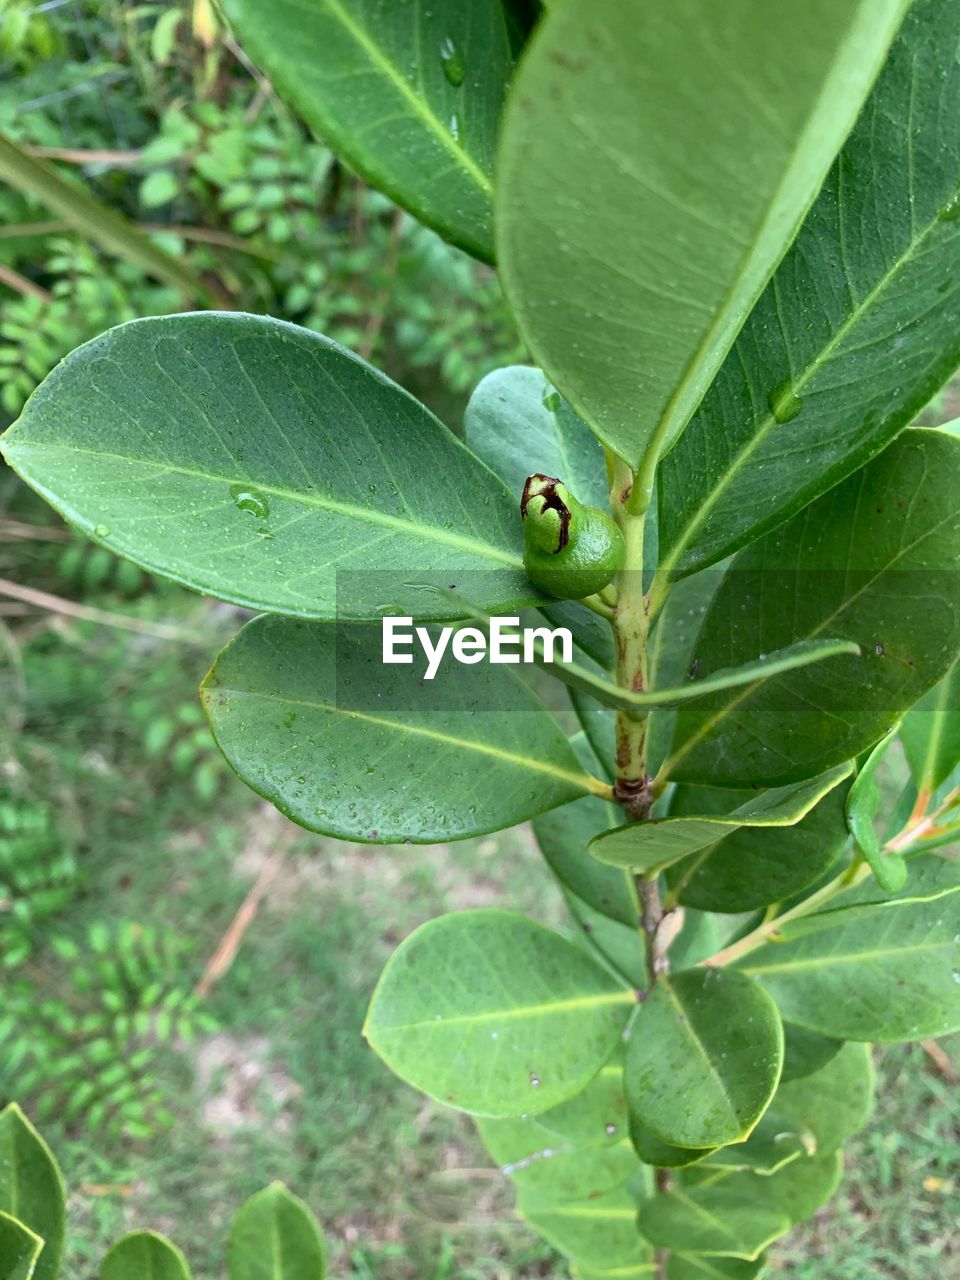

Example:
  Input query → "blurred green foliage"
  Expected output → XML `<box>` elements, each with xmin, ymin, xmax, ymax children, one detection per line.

<box><xmin>0</xmin><ymin>0</ymin><xmax>524</xmax><ymax>424</ymax></box>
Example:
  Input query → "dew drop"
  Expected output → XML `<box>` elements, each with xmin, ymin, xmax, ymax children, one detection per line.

<box><xmin>94</xmin><ymin>524</ymin><xmax>111</xmax><ymax>538</ymax></box>
<box><xmin>768</xmin><ymin>379</ymin><xmax>803</xmax><ymax>424</ymax></box>
<box><xmin>542</xmin><ymin>389</ymin><xmax>562</xmax><ymax>413</ymax></box>
<box><xmin>529</xmin><ymin>1071</ymin><xmax>541</xmax><ymax>1088</ymax></box>
<box><xmin>604</xmin><ymin>1123</ymin><xmax>617</xmax><ymax>1136</ymax></box>
<box><xmin>938</xmin><ymin>194</ymin><xmax>960</xmax><ymax>223</ymax></box>
<box><xmin>439</xmin><ymin>35</ymin><xmax>466</xmax><ymax>87</ymax></box>
<box><xmin>230</xmin><ymin>483</ymin><xmax>270</xmax><ymax>519</ymax></box>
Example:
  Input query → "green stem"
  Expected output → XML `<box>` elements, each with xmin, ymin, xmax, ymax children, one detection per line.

<box><xmin>581</xmin><ymin>592</ymin><xmax>616</xmax><ymax>620</ymax></box>
<box><xmin>702</xmin><ymin>862</ymin><xmax>872</xmax><ymax>968</ymax></box>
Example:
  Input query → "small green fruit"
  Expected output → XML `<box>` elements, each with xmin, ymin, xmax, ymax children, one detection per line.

<box><xmin>521</xmin><ymin>474</ymin><xmax>624</xmax><ymax>600</ymax></box>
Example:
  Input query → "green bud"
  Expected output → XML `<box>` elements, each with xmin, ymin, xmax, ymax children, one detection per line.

<box><xmin>521</xmin><ymin>474</ymin><xmax>624</xmax><ymax>600</ymax></box>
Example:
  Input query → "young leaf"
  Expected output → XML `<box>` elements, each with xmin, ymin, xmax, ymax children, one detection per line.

<box><xmin>203</xmin><ymin>616</ymin><xmax>604</xmax><ymax>843</ymax></box>
<box><xmin>846</xmin><ymin>730</ymin><xmax>908</xmax><ymax>893</ymax></box>
<box><xmin>658</xmin><ymin>0</ymin><xmax>960</xmax><ymax>578</ymax></box>
<box><xmin>464</xmin><ymin>366</ymin><xmax>608</xmax><ymax>509</ymax></box>
<box><xmin>0</xmin><ymin>1105</ymin><xmax>66</xmax><ymax>1280</ymax></box>
<box><xmin>102</xmin><ymin>1231</ymin><xmax>191</xmax><ymax>1280</ymax></box>
<box><xmin>497</xmin><ymin>0</ymin><xmax>907</xmax><ymax>466</ymax></box>
<box><xmin>735</xmin><ymin>855</ymin><xmax>960</xmax><ymax>1041</ymax></box>
<box><xmin>0</xmin><ymin>1212</ymin><xmax>43</xmax><ymax>1280</ymax></box>
<box><xmin>624</xmin><ymin>969</ymin><xmax>783</xmax><ymax>1149</ymax></box>
<box><xmin>228</xmin><ymin>1183</ymin><xmax>326</xmax><ymax>1280</ymax></box>
<box><xmin>667</xmin><ymin>431</ymin><xmax>960</xmax><ymax>787</ymax></box>
<box><xmin>665</xmin><ymin>776</ymin><xmax>851</xmax><ymax>913</ymax></box>
<box><xmin>363</xmin><ymin>910</ymin><xmax>636</xmax><ymax>1116</ymax></box>
<box><xmin>475</xmin><ymin>1061</ymin><xmax>638</xmax><ymax>1202</ymax></box>
<box><xmin>636</xmin><ymin>1183</ymin><xmax>790</xmax><ymax>1260</ymax></box>
<box><xmin>517</xmin><ymin>1183</ymin><xmax>655</xmax><ymax>1272</ymax></box>
<box><xmin>0</xmin><ymin>314</ymin><xmax>538</xmax><ymax>623</ymax></box>
<box><xmin>900</xmin><ymin>659</ymin><xmax>960</xmax><ymax>798</ymax></box>
<box><xmin>591</xmin><ymin>766</ymin><xmax>851</xmax><ymax>875</ymax></box>
<box><xmin>221</xmin><ymin>0</ymin><xmax>526</xmax><ymax>262</ymax></box>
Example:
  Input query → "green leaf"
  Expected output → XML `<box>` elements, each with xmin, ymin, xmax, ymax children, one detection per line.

<box><xmin>667</xmin><ymin>1256</ymin><xmax>765</xmax><ymax>1280</ymax></box>
<box><xmin>228</xmin><ymin>1184</ymin><xmax>326</xmax><ymax>1280</ymax></box>
<box><xmin>624</xmin><ymin>969</ymin><xmax>783</xmax><ymax>1149</ymax></box>
<box><xmin>0</xmin><ymin>314</ymin><xmax>537</xmax><ymax>623</ymax></box>
<box><xmin>534</xmin><ymin>774</ymin><xmax>638</xmax><ymax>928</ymax></box>
<box><xmin>779</xmin><ymin>1024</ymin><xmax>843</xmax><ymax>1084</ymax></box>
<box><xmin>667</xmin><ymin>431</ymin><xmax>960</xmax><ymax>787</ymax></box>
<box><xmin>497</xmin><ymin>0</ymin><xmax>907</xmax><ymax>466</ymax></box>
<box><xmin>627</xmin><ymin>1115</ymin><xmax>714</xmax><ymax>1172</ymax></box>
<box><xmin>364</xmin><ymin>910</ymin><xmax>635</xmax><ymax>1116</ymax></box>
<box><xmin>203</xmin><ymin>616</ymin><xmax>603</xmax><ymax>842</ymax></box>
<box><xmin>743</xmin><ymin>1149</ymin><xmax>843</xmax><ymax>1224</ymax></box>
<box><xmin>575</xmin><ymin>1265</ymin><xmax>658</xmax><ymax>1280</ymax></box>
<box><xmin>0</xmin><ymin>132</ymin><xmax>212</xmax><ymax>304</ymax></box>
<box><xmin>846</xmin><ymin>730</ymin><xmax>908</xmax><ymax>893</ymax></box>
<box><xmin>563</xmin><ymin>891</ymin><xmax>647</xmax><ymax>991</ymax></box>
<box><xmin>518</xmin><ymin>1183</ymin><xmax>655</xmax><ymax>1271</ymax></box>
<box><xmin>0</xmin><ymin>1106</ymin><xmax>66</xmax><ymax>1280</ymax></box>
<box><xmin>548</xmin><ymin>640</ymin><xmax>861</xmax><ymax>718</ymax></box>
<box><xmin>102</xmin><ymin>1232</ymin><xmax>191</xmax><ymax>1280</ymax></box>
<box><xmin>736</xmin><ymin>855</ymin><xmax>960</xmax><ymax>1041</ymax></box>
<box><xmin>0</xmin><ymin>1212</ymin><xmax>43</xmax><ymax>1280</ymax></box>
<box><xmin>665</xmin><ymin>776</ymin><xmax>851</xmax><ymax>913</ymax></box>
<box><xmin>221</xmin><ymin>0</ymin><xmax>525</xmax><ymax>262</ymax></box>
<box><xmin>475</xmin><ymin>1060</ymin><xmax>638</xmax><ymax>1202</ymax></box>
<box><xmin>464</xmin><ymin>366</ymin><xmax>608</xmax><ymax>509</ymax></box>
<box><xmin>900</xmin><ymin>659</ymin><xmax>960</xmax><ymax>797</ymax></box>
<box><xmin>658</xmin><ymin>0</ymin><xmax>960</xmax><ymax>578</ymax></box>
<box><xmin>636</xmin><ymin>1184</ymin><xmax>789</xmax><ymax>1261</ymax></box>
<box><xmin>592</xmin><ymin>766</ymin><xmax>850</xmax><ymax>876</ymax></box>
<box><xmin>704</xmin><ymin>1041</ymin><xmax>873</xmax><ymax>1174</ymax></box>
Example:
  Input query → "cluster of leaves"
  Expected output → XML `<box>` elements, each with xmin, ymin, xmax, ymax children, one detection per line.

<box><xmin>0</xmin><ymin>1</ymin><xmax>522</xmax><ymax>425</ymax></box>
<box><xmin>2</xmin><ymin>0</ymin><xmax>960</xmax><ymax>1277</ymax></box>
<box><xmin>0</xmin><ymin>797</ymin><xmax>78</xmax><ymax>969</ymax></box>
<box><xmin>0</xmin><ymin>1103</ymin><xmax>327</xmax><ymax>1279</ymax></box>
<box><xmin>0</xmin><ymin>921</ymin><xmax>216</xmax><ymax>1139</ymax></box>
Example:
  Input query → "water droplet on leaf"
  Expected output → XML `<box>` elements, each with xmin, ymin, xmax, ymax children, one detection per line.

<box><xmin>439</xmin><ymin>36</ymin><xmax>466</xmax><ymax>87</ymax></box>
<box><xmin>230</xmin><ymin>483</ymin><xmax>270</xmax><ymax>519</ymax></box>
<box><xmin>768</xmin><ymin>379</ymin><xmax>803</xmax><ymax>424</ymax></box>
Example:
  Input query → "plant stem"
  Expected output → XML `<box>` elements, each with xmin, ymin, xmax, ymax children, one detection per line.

<box><xmin>581</xmin><ymin>592</ymin><xmax>617</xmax><ymax>620</ymax></box>
<box><xmin>702</xmin><ymin>861</ymin><xmax>872</xmax><ymax>968</ymax></box>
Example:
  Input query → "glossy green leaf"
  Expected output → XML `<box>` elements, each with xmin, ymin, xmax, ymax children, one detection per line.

<box><xmin>498</xmin><ymin>0</ymin><xmax>906</xmax><ymax>466</ymax></box>
<box><xmin>228</xmin><ymin>1184</ymin><xmax>326</xmax><ymax>1280</ymax></box>
<box><xmin>736</xmin><ymin>855</ymin><xmax>960</xmax><ymax>1041</ymax></box>
<box><xmin>667</xmin><ymin>431</ymin><xmax>960</xmax><ymax>787</ymax></box>
<box><xmin>658</xmin><ymin>0</ymin><xmax>960</xmax><ymax>577</ymax></box>
<box><xmin>563</xmin><ymin>892</ymin><xmax>647</xmax><ymax>991</ymax></box>
<box><xmin>364</xmin><ymin>910</ymin><xmax>635</xmax><ymax>1116</ymax></box>
<box><xmin>0</xmin><ymin>313</ymin><xmax>538</xmax><ymax>622</ymax></box>
<box><xmin>637</xmin><ymin>1183</ymin><xmax>789</xmax><ymax>1261</ymax></box>
<box><xmin>684</xmin><ymin>1149</ymin><xmax>843</xmax><ymax>1228</ymax></box>
<box><xmin>592</xmin><ymin>766</ymin><xmax>850</xmax><ymax>875</ymax></box>
<box><xmin>667</xmin><ymin>1256</ymin><xmax>765</xmax><ymax>1280</ymax></box>
<box><xmin>0</xmin><ymin>1106</ymin><xmax>65</xmax><ymax>1280</ymax></box>
<box><xmin>518</xmin><ymin>1184</ymin><xmax>654</xmax><ymax>1271</ymax></box>
<box><xmin>0</xmin><ymin>1212</ymin><xmax>43</xmax><ymax>1280</ymax></box>
<box><xmin>464</xmin><ymin>366</ymin><xmax>608</xmax><ymax>508</ymax></box>
<box><xmin>900</xmin><ymin>659</ymin><xmax>960</xmax><ymax>798</ymax></box>
<box><xmin>847</xmin><ymin>730</ymin><xmax>908</xmax><ymax>893</ymax></box>
<box><xmin>704</xmin><ymin>1041</ymin><xmax>873</xmax><ymax>1174</ymax></box>
<box><xmin>665</xmin><ymin>777</ymin><xmax>850</xmax><ymax>913</ymax></box>
<box><xmin>476</xmin><ymin>1061</ymin><xmax>637</xmax><ymax>1202</ymax></box>
<box><xmin>624</xmin><ymin>969</ymin><xmax>783</xmax><ymax>1149</ymax></box>
<box><xmin>203</xmin><ymin>615</ymin><xmax>603</xmax><ymax>842</ymax></box>
<box><xmin>102</xmin><ymin>1232</ymin><xmax>191</xmax><ymax>1280</ymax></box>
<box><xmin>221</xmin><ymin>0</ymin><xmax>527</xmax><ymax>262</ymax></box>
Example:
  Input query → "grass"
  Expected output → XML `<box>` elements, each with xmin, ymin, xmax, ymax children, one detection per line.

<box><xmin>1</xmin><ymin>488</ymin><xmax>958</xmax><ymax>1280</ymax></box>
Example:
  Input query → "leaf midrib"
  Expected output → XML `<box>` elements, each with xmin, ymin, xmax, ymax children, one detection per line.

<box><xmin>657</xmin><ymin>979</ymin><xmax>744</xmax><ymax>1137</ymax></box>
<box><xmin>661</xmin><ymin>178</ymin><xmax>951</xmax><ymax>576</ymax></box>
<box><xmin>377</xmin><ymin>988</ymin><xmax>635</xmax><ymax>1033</ymax></box>
<box><xmin>217</xmin><ymin>685</ymin><xmax>608</xmax><ymax>797</ymax></box>
<box><xmin>304</xmin><ymin>0</ymin><xmax>493</xmax><ymax>196</ymax></box>
<box><xmin>6</xmin><ymin>440</ymin><xmax>523</xmax><ymax>568</ymax></box>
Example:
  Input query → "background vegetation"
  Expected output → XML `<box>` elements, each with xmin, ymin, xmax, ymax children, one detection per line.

<box><xmin>0</xmin><ymin>3</ymin><xmax>957</xmax><ymax>1277</ymax></box>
